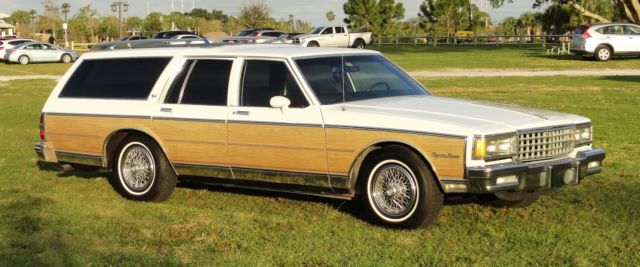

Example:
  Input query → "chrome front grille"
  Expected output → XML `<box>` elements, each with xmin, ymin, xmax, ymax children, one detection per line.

<box><xmin>518</xmin><ymin>127</ymin><xmax>575</xmax><ymax>161</ymax></box>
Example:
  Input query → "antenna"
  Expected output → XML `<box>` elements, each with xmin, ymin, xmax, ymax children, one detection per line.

<box><xmin>341</xmin><ymin>55</ymin><xmax>346</xmax><ymax>112</ymax></box>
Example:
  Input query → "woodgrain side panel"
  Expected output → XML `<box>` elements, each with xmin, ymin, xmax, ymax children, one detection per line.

<box><xmin>46</xmin><ymin>115</ymin><xmax>152</xmax><ymax>156</ymax></box>
<box><xmin>325</xmin><ymin>128</ymin><xmax>466</xmax><ymax>180</ymax></box>
<box><xmin>227</xmin><ymin>123</ymin><xmax>327</xmax><ymax>173</ymax></box>
<box><xmin>152</xmin><ymin>119</ymin><xmax>227</xmax><ymax>165</ymax></box>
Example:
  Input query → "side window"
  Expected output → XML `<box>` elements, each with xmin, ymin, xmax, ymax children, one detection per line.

<box><xmin>164</xmin><ymin>59</ymin><xmax>231</xmax><ymax>105</ymax></box>
<box><xmin>625</xmin><ymin>25</ymin><xmax>640</xmax><ymax>35</ymax></box>
<box><xmin>60</xmin><ymin>57</ymin><xmax>171</xmax><ymax>99</ymax></box>
<box><xmin>241</xmin><ymin>60</ymin><xmax>309</xmax><ymax>108</ymax></box>
<box><xmin>321</xmin><ymin>28</ymin><xmax>333</xmax><ymax>35</ymax></box>
<box><xmin>335</xmin><ymin>27</ymin><xmax>345</xmax><ymax>34</ymax></box>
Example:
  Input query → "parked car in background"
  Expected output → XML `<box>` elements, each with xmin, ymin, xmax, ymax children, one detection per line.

<box><xmin>235</xmin><ymin>28</ymin><xmax>274</xmax><ymax>37</ymax></box>
<box><xmin>120</xmin><ymin>36</ymin><xmax>148</xmax><ymax>41</ymax></box>
<box><xmin>570</xmin><ymin>22</ymin><xmax>640</xmax><ymax>61</ymax></box>
<box><xmin>293</xmin><ymin>26</ymin><xmax>372</xmax><ymax>48</ymax></box>
<box><xmin>0</xmin><ymin>38</ymin><xmax>34</xmax><ymax>61</ymax></box>
<box><xmin>249</xmin><ymin>30</ymin><xmax>286</xmax><ymax>38</ymax></box>
<box><xmin>4</xmin><ymin>42</ymin><xmax>79</xmax><ymax>64</ymax></box>
<box><xmin>153</xmin><ymin>31</ymin><xmax>196</xmax><ymax>39</ymax></box>
<box><xmin>170</xmin><ymin>34</ymin><xmax>204</xmax><ymax>39</ymax></box>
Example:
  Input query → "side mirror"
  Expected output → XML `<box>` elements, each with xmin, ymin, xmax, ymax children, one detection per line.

<box><xmin>270</xmin><ymin>96</ymin><xmax>291</xmax><ymax>113</ymax></box>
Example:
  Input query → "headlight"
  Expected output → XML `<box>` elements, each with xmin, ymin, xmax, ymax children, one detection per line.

<box><xmin>473</xmin><ymin>134</ymin><xmax>518</xmax><ymax>160</ymax></box>
<box><xmin>575</xmin><ymin>124</ymin><xmax>592</xmax><ymax>146</ymax></box>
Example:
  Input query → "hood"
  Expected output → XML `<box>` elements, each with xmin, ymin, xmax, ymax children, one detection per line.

<box><xmin>322</xmin><ymin>95</ymin><xmax>589</xmax><ymax>136</ymax></box>
<box><xmin>293</xmin><ymin>33</ymin><xmax>316</xmax><ymax>39</ymax></box>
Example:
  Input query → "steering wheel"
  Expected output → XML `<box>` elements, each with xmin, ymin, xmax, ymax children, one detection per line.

<box><xmin>364</xmin><ymin>81</ymin><xmax>391</xmax><ymax>92</ymax></box>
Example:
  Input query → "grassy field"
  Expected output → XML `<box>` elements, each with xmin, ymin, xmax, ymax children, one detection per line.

<box><xmin>373</xmin><ymin>46</ymin><xmax>640</xmax><ymax>71</ymax></box>
<box><xmin>1</xmin><ymin>74</ymin><xmax>638</xmax><ymax>265</ymax></box>
<box><xmin>1</xmin><ymin>46</ymin><xmax>639</xmax><ymax>76</ymax></box>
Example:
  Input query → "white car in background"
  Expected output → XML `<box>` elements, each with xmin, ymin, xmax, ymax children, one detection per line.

<box><xmin>293</xmin><ymin>26</ymin><xmax>372</xmax><ymax>48</ymax></box>
<box><xmin>4</xmin><ymin>41</ymin><xmax>79</xmax><ymax>65</ymax></box>
<box><xmin>570</xmin><ymin>22</ymin><xmax>640</xmax><ymax>61</ymax></box>
<box><xmin>0</xmin><ymin>38</ymin><xmax>34</xmax><ymax>61</ymax></box>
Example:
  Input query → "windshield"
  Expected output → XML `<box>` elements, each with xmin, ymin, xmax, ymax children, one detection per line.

<box><xmin>310</xmin><ymin>27</ymin><xmax>324</xmax><ymax>34</ymax></box>
<box><xmin>295</xmin><ymin>55</ymin><xmax>428</xmax><ymax>105</ymax></box>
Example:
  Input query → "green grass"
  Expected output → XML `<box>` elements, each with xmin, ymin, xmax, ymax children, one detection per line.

<box><xmin>372</xmin><ymin>46</ymin><xmax>640</xmax><ymax>71</ymax></box>
<box><xmin>1</xmin><ymin>76</ymin><xmax>639</xmax><ymax>265</ymax></box>
<box><xmin>0</xmin><ymin>63</ymin><xmax>71</xmax><ymax>75</ymax></box>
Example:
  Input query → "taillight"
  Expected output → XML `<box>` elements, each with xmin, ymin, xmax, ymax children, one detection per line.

<box><xmin>39</xmin><ymin>113</ymin><xmax>45</xmax><ymax>140</ymax></box>
<box><xmin>7</xmin><ymin>49</ymin><xmax>15</xmax><ymax>54</ymax></box>
<box><xmin>583</xmin><ymin>27</ymin><xmax>591</xmax><ymax>39</ymax></box>
<box><xmin>0</xmin><ymin>47</ymin><xmax>4</xmax><ymax>50</ymax></box>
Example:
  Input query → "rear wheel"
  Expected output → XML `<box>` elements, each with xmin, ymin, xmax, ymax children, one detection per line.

<box><xmin>112</xmin><ymin>135</ymin><xmax>177</xmax><ymax>201</ymax></box>
<box><xmin>18</xmin><ymin>55</ymin><xmax>30</xmax><ymax>65</ymax></box>
<box><xmin>595</xmin><ymin>45</ymin><xmax>612</xmax><ymax>61</ymax></box>
<box><xmin>61</xmin><ymin>53</ymin><xmax>72</xmax><ymax>63</ymax></box>
<box><xmin>360</xmin><ymin>145</ymin><xmax>443</xmax><ymax>229</ymax></box>
<box><xmin>307</xmin><ymin>41</ymin><xmax>319</xmax><ymax>47</ymax></box>
<box><xmin>477</xmin><ymin>191</ymin><xmax>541</xmax><ymax>208</ymax></box>
<box><xmin>352</xmin><ymin>39</ymin><xmax>366</xmax><ymax>49</ymax></box>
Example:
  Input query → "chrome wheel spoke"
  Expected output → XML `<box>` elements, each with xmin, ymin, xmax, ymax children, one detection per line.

<box><xmin>371</xmin><ymin>162</ymin><xmax>417</xmax><ymax>217</ymax></box>
<box><xmin>121</xmin><ymin>145</ymin><xmax>155</xmax><ymax>191</ymax></box>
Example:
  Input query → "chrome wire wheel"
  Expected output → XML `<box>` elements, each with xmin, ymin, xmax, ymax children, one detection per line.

<box><xmin>118</xmin><ymin>142</ymin><xmax>156</xmax><ymax>195</ymax></box>
<box><xmin>368</xmin><ymin>160</ymin><xmax>419</xmax><ymax>222</ymax></box>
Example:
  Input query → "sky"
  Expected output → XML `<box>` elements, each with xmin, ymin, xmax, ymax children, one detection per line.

<box><xmin>1</xmin><ymin>0</ymin><xmax>547</xmax><ymax>25</ymax></box>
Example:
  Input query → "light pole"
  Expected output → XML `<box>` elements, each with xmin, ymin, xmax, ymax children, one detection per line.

<box><xmin>111</xmin><ymin>1</ymin><xmax>129</xmax><ymax>39</ymax></box>
<box><xmin>61</xmin><ymin>3</ymin><xmax>70</xmax><ymax>47</ymax></box>
<box><xmin>29</xmin><ymin>9</ymin><xmax>37</xmax><ymax>35</ymax></box>
<box><xmin>289</xmin><ymin>14</ymin><xmax>294</xmax><ymax>32</ymax></box>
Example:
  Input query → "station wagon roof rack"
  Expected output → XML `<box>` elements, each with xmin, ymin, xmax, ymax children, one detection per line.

<box><xmin>89</xmin><ymin>38</ymin><xmax>222</xmax><ymax>52</ymax></box>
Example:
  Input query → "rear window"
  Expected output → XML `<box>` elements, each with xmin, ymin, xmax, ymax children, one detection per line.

<box><xmin>574</xmin><ymin>25</ymin><xmax>589</xmax><ymax>34</ymax></box>
<box><xmin>59</xmin><ymin>57</ymin><xmax>170</xmax><ymax>99</ymax></box>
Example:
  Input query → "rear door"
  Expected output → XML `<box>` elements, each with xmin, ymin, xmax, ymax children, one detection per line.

<box><xmin>334</xmin><ymin>27</ymin><xmax>349</xmax><ymax>47</ymax></box>
<box><xmin>598</xmin><ymin>25</ymin><xmax>631</xmax><ymax>52</ymax></box>
<box><xmin>227</xmin><ymin>58</ymin><xmax>329</xmax><ymax>187</ymax></box>
<box><xmin>152</xmin><ymin>58</ymin><xmax>235</xmax><ymax>177</ymax></box>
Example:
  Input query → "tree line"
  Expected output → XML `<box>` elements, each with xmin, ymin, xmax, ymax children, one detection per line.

<box><xmin>5</xmin><ymin>0</ymin><xmax>640</xmax><ymax>43</ymax></box>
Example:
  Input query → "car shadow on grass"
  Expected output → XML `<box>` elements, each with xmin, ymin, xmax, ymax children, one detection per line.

<box><xmin>600</xmin><ymin>75</ymin><xmax>640</xmax><ymax>83</ymax></box>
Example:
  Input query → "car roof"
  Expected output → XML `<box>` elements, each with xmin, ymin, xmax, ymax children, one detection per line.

<box><xmin>82</xmin><ymin>44</ymin><xmax>380</xmax><ymax>59</ymax></box>
<box><xmin>591</xmin><ymin>22</ymin><xmax>639</xmax><ymax>27</ymax></box>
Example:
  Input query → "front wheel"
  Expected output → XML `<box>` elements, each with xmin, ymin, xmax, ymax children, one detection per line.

<box><xmin>360</xmin><ymin>145</ymin><xmax>443</xmax><ymax>229</ymax></box>
<box><xmin>61</xmin><ymin>53</ymin><xmax>72</xmax><ymax>63</ymax></box>
<box><xmin>307</xmin><ymin>41</ymin><xmax>319</xmax><ymax>47</ymax></box>
<box><xmin>112</xmin><ymin>135</ymin><xmax>177</xmax><ymax>201</ymax></box>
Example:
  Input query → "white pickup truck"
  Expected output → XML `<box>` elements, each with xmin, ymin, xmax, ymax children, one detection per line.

<box><xmin>293</xmin><ymin>26</ymin><xmax>372</xmax><ymax>48</ymax></box>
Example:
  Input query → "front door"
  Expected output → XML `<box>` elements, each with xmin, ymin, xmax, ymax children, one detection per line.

<box><xmin>152</xmin><ymin>58</ymin><xmax>234</xmax><ymax>178</ymax></box>
<box><xmin>227</xmin><ymin>59</ymin><xmax>329</xmax><ymax>188</ymax></box>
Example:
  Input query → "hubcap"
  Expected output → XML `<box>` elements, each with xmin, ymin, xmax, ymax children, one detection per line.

<box><xmin>120</xmin><ymin>144</ymin><xmax>155</xmax><ymax>192</ymax></box>
<box><xmin>599</xmin><ymin>49</ymin><xmax>610</xmax><ymax>60</ymax></box>
<box><xmin>371</xmin><ymin>162</ymin><xmax>418</xmax><ymax>218</ymax></box>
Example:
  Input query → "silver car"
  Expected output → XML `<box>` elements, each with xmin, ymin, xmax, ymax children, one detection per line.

<box><xmin>4</xmin><ymin>42</ymin><xmax>79</xmax><ymax>65</ymax></box>
<box><xmin>570</xmin><ymin>22</ymin><xmax>640</xmax><ymax>61</ymax></box>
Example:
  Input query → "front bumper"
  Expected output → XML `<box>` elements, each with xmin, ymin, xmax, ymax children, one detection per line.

<box><xmin>466</xmin><ymin>148</ymin><xmax>605</xmax><ymax>193</ymax></box>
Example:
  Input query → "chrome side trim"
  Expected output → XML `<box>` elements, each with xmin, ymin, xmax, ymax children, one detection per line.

<box><xmin>324</xmin><ymin>124</ymin><xmax>467</xmax><ymax>139</ymax></box>
<box><xmin>152</xmin><ymin>117</ymin><xmax>226</xmax><ymax>123</ymax></box>
<box><xmin>232</xmin><ymin>167</ymin><xmax>331</xmax><ymax>188</ymax></box>
<box><xmin>173</xmin><ymin>163</ymin><xmax>233</xmax><ymax>179</ymax></box>
<box><xmin>227</xmin><ymin>120</ymin><xmax>322</xmax><ymax>128</ymax></box>
<box><xmin>56</xmin><ymin>151</ymin><xmax>103</xmax><ymax>166</ymax></box>
<box><xmin>46</xmin><ymin>113</ymin><xmax>151</xmax><ymax>120</ymax></box>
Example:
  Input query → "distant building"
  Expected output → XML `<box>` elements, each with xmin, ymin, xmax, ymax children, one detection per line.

<box><xmin>0</xmin><ymin>12</ymin><xmax>15</xmax><ymax>37</ymax></box>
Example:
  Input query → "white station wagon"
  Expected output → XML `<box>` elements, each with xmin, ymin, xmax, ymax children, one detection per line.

<box><xmin>35</xmin><ymin>44</ymin><xmax>605</xmax><ymax>228</ymax></box>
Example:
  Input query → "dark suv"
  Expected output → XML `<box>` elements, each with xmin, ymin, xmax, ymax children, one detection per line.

<box><xmin>153</xmin><ymin>31</ymin><xmax>197</xmax><ymax>39</ymax></box>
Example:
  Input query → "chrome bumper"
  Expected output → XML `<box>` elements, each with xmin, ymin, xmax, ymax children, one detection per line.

<box><xmin>35</xmin><ymin>141</ymin><xmax>46</xmax><ymax>161</ymax></box>
<box><xmin>466</xmin><ymin>148</ymin><xmax>606</xmax><ymax>193</ymax></box>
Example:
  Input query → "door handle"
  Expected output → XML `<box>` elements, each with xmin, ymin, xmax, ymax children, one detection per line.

<box><xmin>234</xmin><ymin>110</ymin><xmax>250</xmax><ymax>116</ymax></box>
<box><xmin>160</xmin><ymin>107</ymin><xmax>172</xmax><ymax>112</ymax></box>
